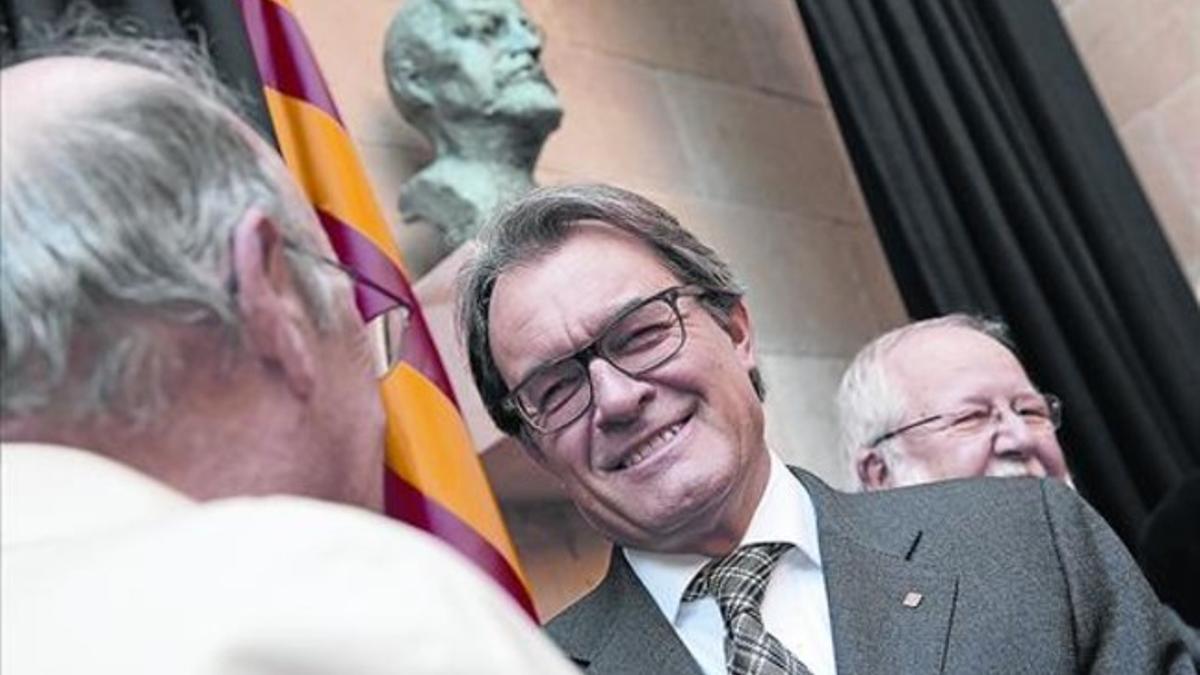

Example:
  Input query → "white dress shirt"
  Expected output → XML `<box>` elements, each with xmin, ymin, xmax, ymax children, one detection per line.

<box><xmin>625</xmin><ymin>453</ymin><xmax>837</xmax><ymax>675</ymax></box>
<box><xmin>1</xmin><ymin>442</ymin><xmax>577</xmax><ymax>675</ymax></box>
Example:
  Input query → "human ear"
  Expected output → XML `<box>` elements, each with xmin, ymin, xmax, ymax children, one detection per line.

<box><xmin>724</xmin><ymin>298</ymin><xmax>757</xmax><ymax>372</ymax></box>
<box><xmin>856</xmin><ymin>449</ymin><xmax>890</xmax><ymax>491</ymax></box>
<box><xmin>231</xmin><ymin>209</ymin><xmax>316</xmax><ymax>399</ymax></box>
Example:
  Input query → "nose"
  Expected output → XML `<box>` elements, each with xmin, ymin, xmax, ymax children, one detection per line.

<box><xmin>508</xmin><ymin>17</ymin><xmax>542</xmax><ymax>55</ymax></box>
<box><xmin>589</xmin><ymin>358</ymin><xmax>654</xmax><ymax>432</ymax></box>
<box><xmin>991</xmin><ymin>408</ymin><xmax>1038</xmax><ymax>462</ymax></box>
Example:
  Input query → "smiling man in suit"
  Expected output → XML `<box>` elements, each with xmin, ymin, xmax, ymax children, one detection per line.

<box><xmin>459</xmin><ymin>183</ymin><xmax>1196</xmax><ymax>674</ymax></box>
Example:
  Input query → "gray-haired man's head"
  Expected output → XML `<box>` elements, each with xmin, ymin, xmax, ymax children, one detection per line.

<box><xmin>1</xmin><ymin>37</ymin><xmax>385</xmax><ymax>508</ymax></box>
<box><xmin>459</xmin><ymin>184</ymin><xmax>770</xmax><ymax>556</ymax></box>
<box><xmin>459</xmin><ymin>183</ymin><xmax>765</xmax><ymax>439</ymax></box>
<box><xmin>837</xmin><ymin>314</ymin><xmax>1070</xmax><ymax>491</ymax></box>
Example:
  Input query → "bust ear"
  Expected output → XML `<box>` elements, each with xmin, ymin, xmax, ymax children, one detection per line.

<box><xmin>856</xmin><ymin>448</ymin><xmax>890</xmax><ymax>491</ymax></box>
<box><xmin>387</xmin><ymin>58</ymin><xmax>435</xmax><ymax>110</ymax></box>
<box><xmin>231</xmin><ymin>209</ymin><xmax>316</xmax><ymax>399</ymax></box>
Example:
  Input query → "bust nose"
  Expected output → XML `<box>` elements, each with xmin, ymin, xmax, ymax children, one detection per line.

<box><xmin>506</xmin><ymin>16</ymin><xmax>542</xmax><ymax>54</ymax></box>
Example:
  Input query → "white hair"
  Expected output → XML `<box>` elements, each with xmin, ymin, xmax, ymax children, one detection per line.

<box><xmin>836</xmin><ymin>314</ymin><xmax>1014</xmax><ymax>489</ymax></box>
<box><xmin>1</xmin><ymin>33</ymin><xmax>337</xmax><ymax>421</ymax></box>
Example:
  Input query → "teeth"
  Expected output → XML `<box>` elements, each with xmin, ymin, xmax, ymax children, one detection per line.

<box><xmin>621</xmin><ymin>422</ymin><xmax>683</xmax><ymax>469</ymax></box>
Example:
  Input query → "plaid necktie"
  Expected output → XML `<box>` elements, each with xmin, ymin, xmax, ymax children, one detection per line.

<box><xmin>683</xmin><ymin>542</ymin><xmax>813</xmax><ymax>675</ymax></box>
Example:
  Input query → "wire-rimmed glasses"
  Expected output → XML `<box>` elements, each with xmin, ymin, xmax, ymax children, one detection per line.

<box><xmin>867</xmin><ymin>393</ymin><xmax>1063</xmax><ymax>448</ymax></box>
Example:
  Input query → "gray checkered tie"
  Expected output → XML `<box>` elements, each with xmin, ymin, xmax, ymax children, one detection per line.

<box><xmin>683</xmin><ymin>542</ymin><xmax>813</xmax><ymax>675</ymax></box>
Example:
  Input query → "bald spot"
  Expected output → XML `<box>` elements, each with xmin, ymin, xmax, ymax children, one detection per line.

<box><xmin>1</xmin><ymin>57</ymin><xmax>174</xmax><ymax>168</ymax></box>
<box><xmin>1</xmin><ymin>55</ymin><xmax>308</xmax><ymax>216</ymax></box>
<box><xmin>882</xmin><ymin>325</ymin><xmax>1031</xmax><ymax>411</ymax></box>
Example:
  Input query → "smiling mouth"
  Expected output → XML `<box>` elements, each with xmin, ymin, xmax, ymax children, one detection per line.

<box><xmin>614</xmin><ymin>414</ymin><xmax>693</xmax><ymax>471</ymax></box>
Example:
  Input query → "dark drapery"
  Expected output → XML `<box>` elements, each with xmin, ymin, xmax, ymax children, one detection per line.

<box><xmin>796</xmin><ymin>0</ymin><xmax>1200</xmax><ymax>548</ymax></box>
<box><xmin>0</xmin><ymin>0</ymin><xmax>274</xmax><ymax>141</ymax></box>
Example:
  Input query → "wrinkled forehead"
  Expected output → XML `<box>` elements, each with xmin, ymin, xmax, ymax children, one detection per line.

<box><xmin>487</xmin><ymin>223</ymin><xmax>683</xmax><ymax>373</ymax></box>
<box><xmin>493</xmin><ymin>220</ymin><xmax>681</xmax><ymax>304</ymax></box>
<box><xmin>886</xmin><ymin>325</ymin><xmax>1036</xmax><ymax>402</ymax></box>
<box><xmin>441</xmin><ymin>0</ymin><xmax>525</xmax><ymax>18</ymax></box>
<box><xmin>0</xmin><ymin>54</ymin><xmax>323</xmax><ymax>244</ymax></box>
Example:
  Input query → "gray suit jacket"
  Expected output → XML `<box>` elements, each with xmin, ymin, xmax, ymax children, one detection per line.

<box><xmin>547</xmin><ymin>468</ymin><xmax>1197</xmax><ymax>674</ymax></box>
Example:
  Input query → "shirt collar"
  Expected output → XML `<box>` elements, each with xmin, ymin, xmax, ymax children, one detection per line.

<box><xmin>624</xmin><ymin>452</ymin><xmax>822</xmax><ymax>623</ymax></box>
<box><xmin>1</xmin><ymin>442</ymin><xmax>192</xmax><ymax>547</ymax></box>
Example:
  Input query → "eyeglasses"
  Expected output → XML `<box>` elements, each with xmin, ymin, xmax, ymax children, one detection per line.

<box><xmin>283</xmin><ymin>240</ymin><xmax>411</xmax><ymax>374</ymax></box>
<box><xmin>867</xmin><ymin>393</ymin><xmax>1063</xmax><ymax>448</ymax></box>
<box><xmin>504</xmin><ymin>285</ymin><xmax>716</xmax><ymax>434</ymax></box>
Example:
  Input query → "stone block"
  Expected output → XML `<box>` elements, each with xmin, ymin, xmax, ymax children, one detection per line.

<box><xmin>758</xmin><ymin>352</ymin><xmax>852</xmax><ymax>489</ymax></box>
<box><xmin>537</xmin><ymin>46</ymin><xmax>697</xmax><ymax>196</ymax></box>
<box><xmin>724</xmin><ymin>0</ymin><xmax>827</xmax><ymax>104</ymax></box>
<box><xmin>549</xmin><ymin>0</ymin><xmax>753</xmax><ymax>85</ymax></box>
<box><xmin>1066</xmin><ymin>0</ymin><xmax>1199</xmax><ymax>123</ymax></box>
<box><xmin>658</xmin><ymin>71</ymin><xmax>858</xmax><ymax>220</ymax></box>
<box><xmin>652</xmin><ymin>195</ymin><xmax>893</xmax><ymax>357</ymax></box>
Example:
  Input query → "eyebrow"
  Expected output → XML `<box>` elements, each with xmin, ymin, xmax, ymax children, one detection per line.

<box><xmin>514</xmin><ymin>290</ymin><xmax>658</xmax><ymax>383</ymax></box>
<box><xmin>464</xmin><ymin>8</ymin><xmax>503</xmax><ymax>20</ymax></box>
<box><xmin>605</xmin><ymin>293</ymin><xmax>656</xmax><ymax>326</ymax></box>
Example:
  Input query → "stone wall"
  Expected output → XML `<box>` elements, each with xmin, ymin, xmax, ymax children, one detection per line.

<box><xmin>1057</xmin><ymin>0</ymin><xmax>1200</xmax><ymax>295</ymax></box>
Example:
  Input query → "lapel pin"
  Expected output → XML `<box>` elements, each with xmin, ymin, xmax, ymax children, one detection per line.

<box><xmin>902</xmin><ymin>591</ymin><xmax>923</xmax><ymax>608</ymax></box>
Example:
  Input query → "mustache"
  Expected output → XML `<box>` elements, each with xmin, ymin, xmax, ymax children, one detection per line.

<box><xmin>986</xmin><ymin>461</ymin><xmax>1037</xmax><ymax>479</ymax></box>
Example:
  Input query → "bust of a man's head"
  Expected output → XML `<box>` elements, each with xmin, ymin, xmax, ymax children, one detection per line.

<box><xmin>384</xmin><ymin>0</ymin><xmax>563</xmax><ymax>247</ymax></box>
<box><xmin>385</xmin><ymin>0</ymin><xmax>561</xmax><ymax>161</ymax></box>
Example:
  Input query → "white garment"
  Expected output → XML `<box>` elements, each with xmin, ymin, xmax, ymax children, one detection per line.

<box><xmin>1</xmin><ymin>442</ymin><xmax>577</xmax><ymax>675</ymax></box>
<box><xmin>624</xmin><ymin>453</ymin><xmax>837</xmax><ymax>675</ymax></box>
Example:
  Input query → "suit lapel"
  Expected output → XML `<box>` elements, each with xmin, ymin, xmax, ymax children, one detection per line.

<box><xmin>556</xmin><ymin>549</ymin><xmax>705</xmax><ymax>675</ymax></box>
<box><xmin>794</xmin><ymin>470</ymin><xmax>957</xmax><ymax>675</ymax></box>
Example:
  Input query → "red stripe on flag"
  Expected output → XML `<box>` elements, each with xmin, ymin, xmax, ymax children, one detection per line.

<box><xmin>316</xmin><ymin>210</ymin><xmax>412</xmax><ymax>319</ymax></box>
<box><xmin>239</xmin><ymin>0</ymin><xmax>340</xmax><ymax>121</ymax></box>
<box><xmin>385</xmin><ymin>469</ymin><xmax>538</xmax><ymax>619</ymax></box>
<box><xmin>319</xmin><ymin>212</ymin><xmax>458</xmax><ymax>405</ymax></box>
<box><xmin>236</xmin><ymin>0</ymin><xmax>534</xmax><ymax>620</ymax></box>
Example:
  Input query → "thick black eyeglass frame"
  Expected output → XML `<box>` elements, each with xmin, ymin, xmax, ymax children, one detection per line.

<box><xmin>866</xmin><ymin>392</ymin><xmax>1063</xmax><ymax>448</ymax></box>
<box><xmin>504</xmin><ymin>284</ymin><xmax>718</xmax><ymax>433</ymax></box>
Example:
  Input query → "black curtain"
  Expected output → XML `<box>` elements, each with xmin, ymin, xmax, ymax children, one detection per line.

<box><xmin>795</xmin><ymin>0</ymin><xmax>1200</xmax><ymax>549</ymax></box>
<box><xmin>0</xmin><ymin>0</ymin><xmax>274</xmax><ymax>141</ymax></box>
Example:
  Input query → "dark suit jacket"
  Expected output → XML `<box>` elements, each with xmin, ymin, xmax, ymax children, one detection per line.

<box><xmin>547</xmin><ymin>469</ymin><xmax>1197</xmax><ymax>674</ymax></box>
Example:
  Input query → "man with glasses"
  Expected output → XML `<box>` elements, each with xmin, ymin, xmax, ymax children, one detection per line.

<box><xmin>0</xmin><ymin>38</ymin><xmax>576</xmax><ymax>674</ymax></box>
<box><xmin>837</xmin><ymin>315</ymin><xmax>1072</xmax><ymax>491</ymax></box>
<box><xmin>460</xmin><ymin>183</ymin><xmax>1195</xmax><ymax>673</ymax></box>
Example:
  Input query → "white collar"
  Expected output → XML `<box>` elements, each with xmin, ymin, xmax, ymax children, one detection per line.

<box><xmin>1</xmin><ymin>442</ymin><xmax>192</xmax><ymax>547</ymax></box>
<box><xmin>624</xmin><ymin>452</ymin><xmax>822</xmax><ymax>623</ymax></box>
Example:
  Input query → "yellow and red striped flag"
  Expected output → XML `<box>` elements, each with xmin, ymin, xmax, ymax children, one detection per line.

<box><xmin>237</xmin><ymin>0</ymin><xmax>536</xmax><ymax>618</ymax></box>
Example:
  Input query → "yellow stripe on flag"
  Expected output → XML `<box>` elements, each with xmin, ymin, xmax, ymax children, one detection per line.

<box><xmin>381</xmin><ymin>364</ymin><xmax>529</xmax><ymax>587</ymax></box>
<box><xmin>264</xmin><ymin>0</ymin><xmax>294</xmax><ymax>15</ymax></box>
<box><xmin>263</xmin><ymin>88</ymin><xmax>407</xmax><ymax>273</ymax></box>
